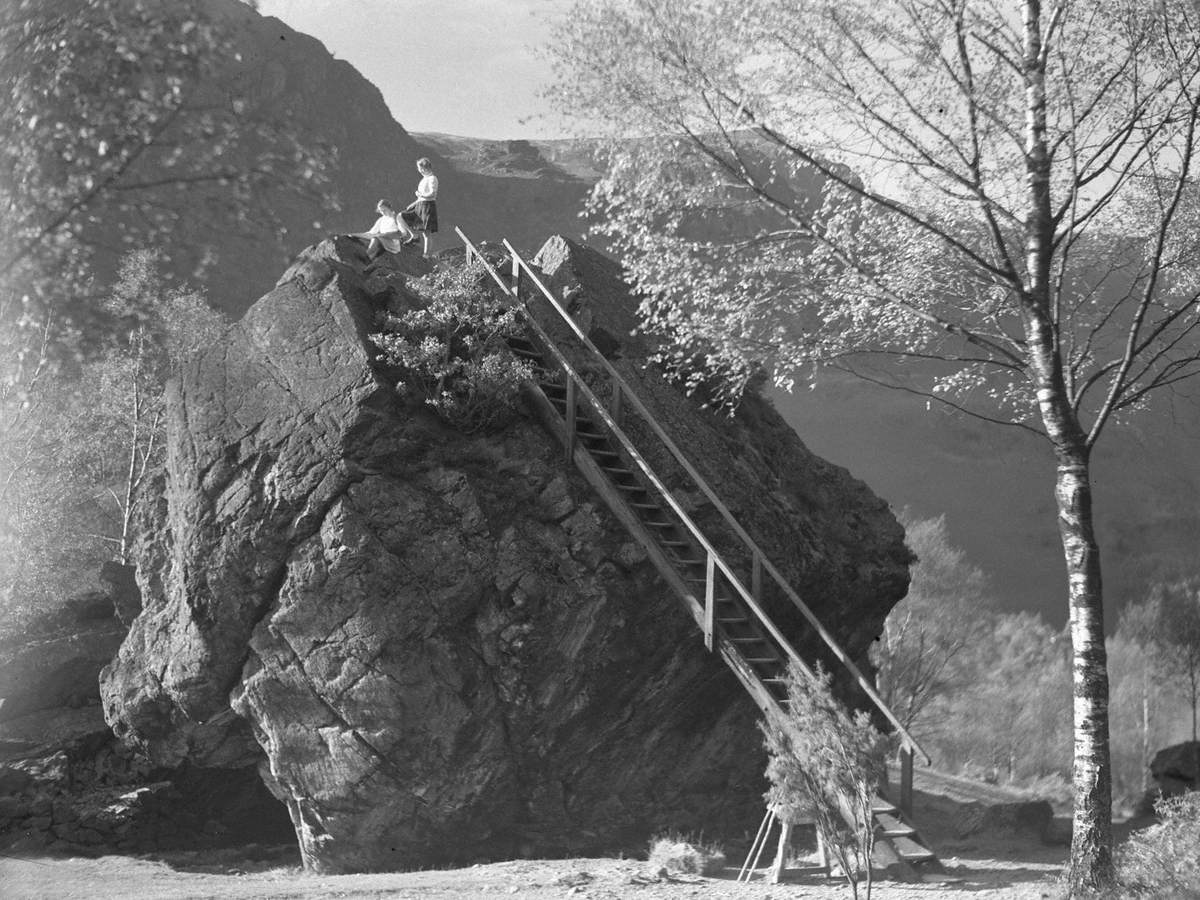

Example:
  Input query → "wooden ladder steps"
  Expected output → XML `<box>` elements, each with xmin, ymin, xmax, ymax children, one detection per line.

<box><xmin>890</xmin><ymin>835</ymin><xmax>937</xmax><ymax>862</ymax></box>
<box><xmin>874</xmin><ymin>812</ymin><xmax>917</xmax><ymax>839</ymax></box>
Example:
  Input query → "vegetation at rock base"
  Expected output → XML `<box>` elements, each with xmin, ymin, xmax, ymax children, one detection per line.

<box><xmin>0</xmin><ymin>249</ymin><xmax>226</xmax><ymax>630</ymax></box>
<box><xmin>1112</xmin><ymin>791</ymin><xmax>1200</xmax><ymax>898</ymax></box>
<box><xmin>762</xmin><ymin>662</ymin><xmax>886</xmax><ymax>900</ymax></box>
<box><xmin>370</xmin><ymin>260</ymin><xmax>535</xmax><ymax>433</ymax></box>
<box><xmin>550</xmin><ymin>1</ymin><xmax>1200</xmax><ymax>888</ymax></box>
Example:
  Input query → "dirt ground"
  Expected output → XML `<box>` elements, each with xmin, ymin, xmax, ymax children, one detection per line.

<box><xmin>0</xmin><ymin>837</ymin><xmax>1069</xmax><ymax>900</ymax></box>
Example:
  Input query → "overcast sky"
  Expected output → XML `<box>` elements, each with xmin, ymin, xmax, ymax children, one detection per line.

<box><xmin>258</xmin><ymin>0</ymin><xmax>573</xmax><ymax>139</ymax></box>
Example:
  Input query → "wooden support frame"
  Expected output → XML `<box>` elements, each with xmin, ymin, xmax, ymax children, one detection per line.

<box><xmin>564</xmin><ymin>378</ymin><xmax>576</xmax><ymax>463</ymax></box>
<box><xmin>899</xmin><ymin>745</ymin><xmax>914</xmax><ymax>818</ymax></box>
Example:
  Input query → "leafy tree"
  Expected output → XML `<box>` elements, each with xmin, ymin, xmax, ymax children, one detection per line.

<box><xmin>763</xmin><ymin>662</ymin><xmax>887</xmax><ymax>900</ymax></box>
<box><xmin>1103</xmin><ymin>629</ymin><xmax>1195</xmax><ymax>804</ymax></box>
<box><xmin>933</xmin><ymin>612</ymin><xmax>1072</xmax><ymax>783</ymax></box>
<box><xmin>0</xmin><ymin>0</ymin><xmax>332</xmax><ymax>371</ymax></box>
<box><xmin>1121</xmin><ymin>579</ymin><xmax>1200</xmax><ymax>744</ymax></box>
<box><xmin>550</xmin><ymin>1</ymin><xmax>1200</xmax><ymax>888</ymax></box>
<box><xmin>0</xmin><ymin>249</ymin><xmax>226</xmax><ymax>625</ymax></box>
<box><xmin>871</xmin><ymin>513</ymin><xmax>991</xmax><ymax>731</ymax></box>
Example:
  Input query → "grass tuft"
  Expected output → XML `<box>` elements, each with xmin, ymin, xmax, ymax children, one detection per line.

<box><xmin>646</xmin><ymin>833</ymin><xmax>727</xmax><ymax>877</ymax></box>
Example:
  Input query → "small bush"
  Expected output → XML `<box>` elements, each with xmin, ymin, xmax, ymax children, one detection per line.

<box><xmin>1115</xmin><ymin>791</ymin><xmax>1200</xmax><ymax>897</ymax></box>
<box><xmin>762</xmin><ymin>662</ymin><xmax>887</xmax><ymax>900</ymax></box>
<box><xmin>647</xmin><ymin>833</ymin><xmax>727</xmax><ymax>876</ymax></box>
<box><xmin>370</xmin><ymin>260</ymin><xmax>534</xmax><ymax>432</ymax></box>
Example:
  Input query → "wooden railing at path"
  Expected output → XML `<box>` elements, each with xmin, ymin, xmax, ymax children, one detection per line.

<box><xmin>455</xmin><ymin>228</ymin><xmax>929</xmax><ymax>813</ymax></box>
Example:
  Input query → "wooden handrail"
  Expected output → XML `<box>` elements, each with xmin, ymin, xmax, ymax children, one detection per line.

<box><xmin>456</xmin><ymin>229</ymin><xmax>928</xmax><ymax>765</ymax></box>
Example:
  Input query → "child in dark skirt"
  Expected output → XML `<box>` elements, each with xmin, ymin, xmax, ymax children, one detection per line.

<box><xmin>401</xmin><ymin>157</ymin><xmax>439</xmax><ymax>257</ymax></box>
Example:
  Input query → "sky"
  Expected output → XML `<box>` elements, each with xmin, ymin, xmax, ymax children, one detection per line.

<box><xmin>257</xmin><ymin>0</ymin><xmax>573</xmax><ymax>139</ymax></box>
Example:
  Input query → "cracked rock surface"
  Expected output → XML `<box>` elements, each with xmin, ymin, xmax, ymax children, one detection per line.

<box><xmin>101</xmin><ymin>236</ymin><xmax>909</xmax><ymax>873</ymax></box>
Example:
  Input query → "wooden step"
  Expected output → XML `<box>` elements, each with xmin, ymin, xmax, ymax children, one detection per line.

<box><xmin>890</xmin><ymin>835</ymin><xmax>936</xmax><ymax>862</ymax></box>
<box><xmin>874</xmin><ymin>812</ymin><xmax>916</xmax><ymax>838</ymax></box>
<box><xmin>615</xmin><ymin>482</ymin><xmax>649</xmax><ymax>494</ymax></box>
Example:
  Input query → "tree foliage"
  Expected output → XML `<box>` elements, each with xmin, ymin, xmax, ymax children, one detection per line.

<box><xmin>872</xmin><ymin>512</ymin><xmax>991</xmax><ymax>731</ymax></box>
<box><xmin>0</xmin><ymin>0</ymin><xmax>333</xmax><ymax>369</ymax></box>
<box><xmin>0</xmin><ymin>249</ymin><xmax>227</xmax><ymax>627</ymax></box>
<box><xmin>1120</xmin><ymin>578</ymin><xmax>1200</xmax><ymax>743</ymax></box>
<box><xmin>552</xmin><ymin>0</ymin><xmax>1200</xmax><ymax>430</ymax></box>
<box><xmin>370</xmin><ymin>261</ymin><xmax>535</xmax><ymax>433</ymax></box>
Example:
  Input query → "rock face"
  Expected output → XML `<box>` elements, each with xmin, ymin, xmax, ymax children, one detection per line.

<box><xmin>101</xmin><ymin>235</ymin><xmax>910</xmax><ymax>873</ymax></box>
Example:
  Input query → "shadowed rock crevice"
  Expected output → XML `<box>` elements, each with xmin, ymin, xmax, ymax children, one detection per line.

<box><xmin>102</xmin><ymin>235</ymin><xmax>910</xmax><ymax>873</ymax></box>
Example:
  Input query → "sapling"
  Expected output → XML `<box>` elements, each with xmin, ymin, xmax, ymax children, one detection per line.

<box><xmin>762</xmin><ymin>661</ymin><xmax>887</xmax><ymax>900</ymax></box>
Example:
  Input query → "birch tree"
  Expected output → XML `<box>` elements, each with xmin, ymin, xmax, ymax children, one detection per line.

<box><xmin>550</xmin><ymin>0</ymin><xmax>1200</xmax><ymax>891</ymax></box>
<box><xmin>0</xmin><ymin>250</ymin><xmax>225</xmax><ymax>623</ymax></box>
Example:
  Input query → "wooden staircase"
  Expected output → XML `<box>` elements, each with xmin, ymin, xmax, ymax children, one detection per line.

<box><xmin>455</xmin><ymin>229</ymin><xmax>938</xmax><ymax>876</ymax></box>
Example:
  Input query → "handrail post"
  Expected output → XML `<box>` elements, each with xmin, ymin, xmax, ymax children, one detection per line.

<box><xmin>899</xmin><ymin>745</ymin><xmax>914</xmax><ymax>817</ymax></box>
<box><xmin>610</xmin><ymin>376</ymin><xmax>623</xmax><ymax>426</ymax></box>
<box><xmin>704</xmin><ymin>552</ymin><xmax>716</xmax><ymax>652</ymax></box>
<box><xmin>565</xmin><ymin>377</ymin><xmax>576</xmax><ymax>463</ymax></box>
<box><xmin>752</xmin><ymin>551</ymin><xmax>763</xmax><ymax>603</ymax></box>
<box><xmin>510</xmin><ymin>253</ymin><xmax>521</xmax><ymax>299</ymax></box>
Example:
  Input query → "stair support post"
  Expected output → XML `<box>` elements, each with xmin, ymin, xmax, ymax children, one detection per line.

<box><xmin>704</xmin><ymin>551</ymin><xmax>716</xmax><ymax>652</ymax></box>
<box><xmin>752</xmin><ymin>551</ymin><xmax>763</xmax><ymax>602</ymax></box>
<box><xmin>565</xmin><ymin>377</ymin><xmax>576</xmax><ymax>464</ymax></box>
<box><xmin>899</xmin><ymin>745</ymin><xmax>914</xmax><ymax>818</ymax></box>
<box><xmin>769</xmin><ymin>818</ymin><xmax>793</xmax><ymax>884</ymax></box>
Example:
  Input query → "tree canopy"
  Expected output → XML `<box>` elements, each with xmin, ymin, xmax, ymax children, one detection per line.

<box><xmin>552</xmin><ymin>0</ymin><xmax>1200</xmax><ymax>431</ymax></box>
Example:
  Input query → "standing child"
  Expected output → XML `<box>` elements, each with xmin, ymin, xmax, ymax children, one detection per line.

<box><xmin>401</xmin><ymin>157</ymin><xmax>439</xmax><ymax>258</ymax></box>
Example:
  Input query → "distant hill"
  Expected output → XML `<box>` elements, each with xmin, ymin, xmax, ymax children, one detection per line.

<box><xmin>104</xmin><ymin>0</ymin><xmax>1199</xmax><ymax>625</ymax></box>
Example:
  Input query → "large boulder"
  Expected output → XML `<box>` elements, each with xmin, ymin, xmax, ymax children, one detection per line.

<box><xmin>101</xmin><ymin>235</ymin><xmax>910</xmax><ymax>873</ymax></box>
<box><xmin>1148</xmin><ymin>741</ymin><xmax>1200</xmax><ymax>801</ymax></box>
